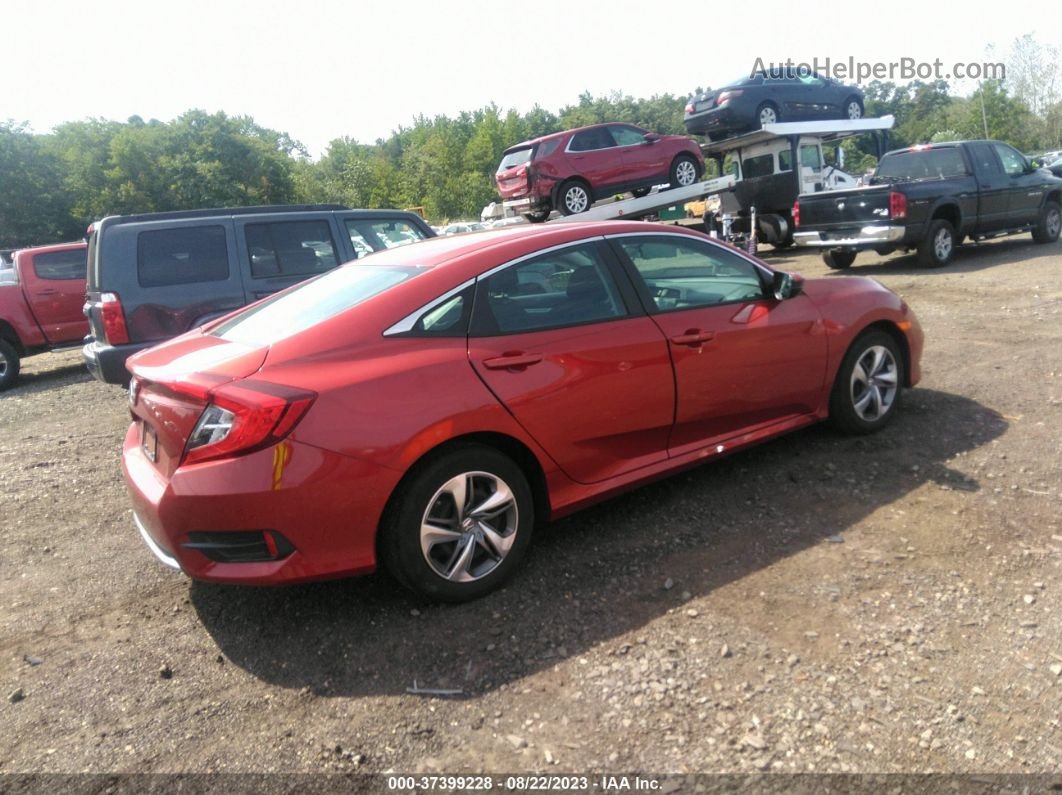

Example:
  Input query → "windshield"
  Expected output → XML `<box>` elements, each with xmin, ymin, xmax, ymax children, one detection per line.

<box><xmin>212</xmin><ymin>264</ymin><xmax>423</xmax><ymax>346</ymax></box>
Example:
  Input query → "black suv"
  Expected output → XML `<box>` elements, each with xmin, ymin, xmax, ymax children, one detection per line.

<box><xmin>83</xmin><ymin>205</ymin><xmax>434</xmax><ymax>384</ymax></box>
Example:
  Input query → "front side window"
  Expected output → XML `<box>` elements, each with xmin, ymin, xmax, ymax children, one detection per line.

<box><xmin>615</xmin><ymin>236</ymin><xmax>765</xmax><ymax>311</ymax></box>
<box><xmin>472</xmin><ymin>244</ymin><xmax>626</xmax><ymax>335</ymax></box>
<box><xmin>610</xmin><ymin>125</ymin><xmax>648</xmax><ymax>146</ymax></box>
<box><xmin>993</xmin><ymin>143</ymin><xmax>1026</xmax><ymax>176</ymax></box>
<box><xmin>568</xmin><ymin>128</ymin><xmax>616</xmax><ymax>152</ymax></box>
<box><xmin>137</xmin><ymin>226</ymin><xmax>229</xmax><ymax>288</ymax></box>
<box><xmin>800</xmin><ymin>145</ymin><xmax>822</xmax><ymax>170</ymax></box>
<box><xmin>32</xmin><ymin>249</ymin><xmax>86</xmax><ymax>281</ymax></box>
<box><xmin>245</xmin><ymin>220</ymin><xmax>338</xmax><ymax>279</ymax></box>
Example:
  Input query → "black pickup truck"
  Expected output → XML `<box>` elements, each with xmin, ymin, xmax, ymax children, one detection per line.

<box><xmin>792</xmin><ymin>139</ymin><xmax>1062</xmax><ymax>268</ymax></box>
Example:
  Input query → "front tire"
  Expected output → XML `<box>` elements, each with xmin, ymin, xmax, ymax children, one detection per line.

<box><xmin>1032</xmin><ymin>200</ymin><xmax>1061</xmax><ymax>243</ymax></box>
<box><xmin>823</xmin><ymin>249</ymin><xmax>856</xmax><ymax>269</ymax></box>
<box><xmin>829</xmin><ymin>331</ymin><xmax>903</xmax><ymax>435</ymax></box>
<box><xmin>0</xmin><ymin>338</ymin><xmax>21</xmax><ymax>391</ymax></box>
<box><xmin>379</xmin><ymin>445</ymin><xmax>534</xmax><ymax>602</ymax></box>
<box><xmin>844</xmin><ymin>97</ymin><xmax>864</xmax><ymax>120</ymax></box>
<box><xmin>668</xmin><ymin>155</ymin><xmax>700</xmax><ymax>188</ymax></box>
<box><xmin>918</xmin><ymin>218</ymin><xmax>955</xmax><ymax>267</ymax></box>
<box><xmin>557</xmin><ymin>181</ymin><xmax>592</xmax><ymax>216</ymax></box>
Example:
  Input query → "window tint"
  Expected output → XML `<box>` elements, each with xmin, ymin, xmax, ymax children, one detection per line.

<box><xmin>967</xmin><ymin>143</ymin><xmax>1002</xmax><ymax>176</ymax></box>
<box><xmin>743</xmin><ymin>153</ymin><xmax>775</xmax><ymax>178</ymax></box>
<box><xmin>410</xmin><ymin>290</ymin><xmax>471</xmax><ymax>336</ymax></box>
<box><xmin>778</xmin><ymin>149</ymin><xmax>793</xmax><ymax>172</ymax></box>
<box><xmin>137</xmin><ymin>226</ymin><xmax>229</xmax><ymax>288</ymax></box>
<box><xmin>537</xmin><ymin>139</ymin><xmax>561</xmax><ymax>158</ymax></box>
<box><xmin>992</xmin><ymin>143</ymin><xmax>1026</xmax><ymax>176</ymax></box>
<box><xmin>569</xmin><ymin>128</ymin><xmax>616</xmax><ymax>152</ymax></box>
<box><xmin>32</xmin><ymin>249</ymin><xmax>86</xmax><ymax>281</ymax></box>
<box><xmin>876</xmin><ymin>148</ymin><xmax>969</xmax><ymax>180</ymax></box>
<box><xmin>616</xmin><ymin>236</ymin><xmax>765</xmax><ymax>311</ymax></box>
<box><xmin>245</xmin><ymin>220</ymin><xmax>338</xmax><ymax>279</ymax></box>
<box><xmin>473</xmin><ymin>244</ymin><xmax>626</xmax><ymax>335</ymax></box>
<box><xmin>214</xmin><ymin>265</ymin><xmax>422</xmax><ymax>345</ymax></box>
<box><xmin>610</xmin><ymin>126</ymin><xmax>647</xmax><ymax>146</ymax></box>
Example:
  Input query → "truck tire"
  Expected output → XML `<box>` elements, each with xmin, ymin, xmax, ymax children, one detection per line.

<box><xmin>1032</xmin><ymin>200</ymin><xmax>1061</xmax><ymax>244</ymax></box>
<box><xmin>918</xmin><ymin>218</ymin><xmax>956</xmax><ymax>267</ymax></box>
<box><xmin>823</xmin><ymin>249</ymin><xmax>856</xmax><ymax>269</ymax></box>
<box><xmin>0</xmin><ymin>338</ymin><xmax>20</xmax><ymax>391</ymax></box>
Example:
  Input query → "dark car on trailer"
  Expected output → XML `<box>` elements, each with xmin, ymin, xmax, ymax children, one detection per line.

<box><xmin>685</xmin><ymin>71</ymin><xmax>864</xmax><ymax>140</ymax></box>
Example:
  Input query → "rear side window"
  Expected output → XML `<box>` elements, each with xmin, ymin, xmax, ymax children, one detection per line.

<box><xmin>137</xmin><ymin>226</ymin><xmax>229</xmax><ymax>288</ymax></box>
<box><xmin>743</xmin><ymin>153</ymin><xmax>775</xmax><ymax>178</ymax></box>
<box><xmin>245</xmin><ymin>220</ymin><xmax>338</xmax><ymax>279</ymax></box>
<box><xmin>32</xmin><ymin>249</ymin><xmax>86</xmax><ymax>281</ymax></box>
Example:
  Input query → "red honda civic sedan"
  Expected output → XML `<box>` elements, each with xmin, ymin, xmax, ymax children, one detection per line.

<box><xmin>123</xmin><ymin>221</ymin><xmax>922</xmax><ymax>601</ymax></box>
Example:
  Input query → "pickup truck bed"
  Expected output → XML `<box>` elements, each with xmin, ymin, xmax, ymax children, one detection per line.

<box><xmin>793</xmin><ymin>140</ymin><xmax>1062</xmax><ymax>268</ymax></box>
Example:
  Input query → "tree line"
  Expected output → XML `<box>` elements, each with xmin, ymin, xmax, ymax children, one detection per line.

<box><xmin>2</xmin><ymin>35</ymin><xmax>1060</xmax><ymax>248</ymax></box>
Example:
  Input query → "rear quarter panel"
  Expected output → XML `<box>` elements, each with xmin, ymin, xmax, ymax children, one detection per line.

<box><xmin>0</xmin><ymin>283</ymin><xmax>46</xmax><ymax>349</ymax></box>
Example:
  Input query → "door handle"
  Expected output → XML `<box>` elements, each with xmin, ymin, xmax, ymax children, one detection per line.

<box><xmin>670</xmin><ymin>330</ymin><xmax>715</xmax><ymax>346</ymax></box>
<box><xmin>482</xmin><ymin>352</ymin><xmax>544</xmax><ymax>370</ymax></box>
<box><xmin>35</xmin><ymin>289</ymin><xmax>59</xmax><ymax>296</ymax></box>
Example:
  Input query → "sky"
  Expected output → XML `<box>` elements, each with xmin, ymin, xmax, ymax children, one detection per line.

<box><xmin>3</xmin><ymin>0</ymin><xmax>1059</xmax><ymax>159</ymax></box>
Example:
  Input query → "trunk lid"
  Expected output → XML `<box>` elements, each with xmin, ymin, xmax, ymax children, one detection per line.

<box><xmin>128</xmin><ymin>334</ymin><xmax>268</xmax><ymax>478</ymax></box>
<box><xmin>495</xmin><ymin>145</ymin><xmax>536</xmax><ymax>198</ymax></box>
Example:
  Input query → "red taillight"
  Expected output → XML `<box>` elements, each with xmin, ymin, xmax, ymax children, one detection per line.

<box><xmin>182</xmin><ymin>381</ymin><xmax>316</xmax><ymax>466</ymax></box>
<box><xmin>792</xmin><ymin>200</ymin><xmax>800</xmax><ymax>228</ymax></box>
<box><xmin>889</xmin><ymin>191</ymin><xmax>907</xmax><ymax>220</ymax></box>
<box><xmin>100</xmin><ymin>292</ymin><xmax>130</xmax><ymax>345</ymax></box>
<box><xmin>717</xmin><ymin>89</ymin><xmax>744</xmax><ymax>104</ymax></box>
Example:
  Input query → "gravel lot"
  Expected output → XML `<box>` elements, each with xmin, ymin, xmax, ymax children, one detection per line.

<box><xmin>1</xmin><ymin>235</ymin><xmax>1060</xmax><ymax>785</ymax></box>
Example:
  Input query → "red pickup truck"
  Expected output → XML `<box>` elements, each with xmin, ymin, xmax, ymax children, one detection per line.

<box><xmin>0</xmin><ymin>241</ymin><xmax>89</xmax><ymax>390</ymax></box>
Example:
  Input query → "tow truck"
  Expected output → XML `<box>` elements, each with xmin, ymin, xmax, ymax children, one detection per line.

<box><xmin>549</xmin><ymin>116</ymin><xmax>895</xmax><ymax>249</ymax></box>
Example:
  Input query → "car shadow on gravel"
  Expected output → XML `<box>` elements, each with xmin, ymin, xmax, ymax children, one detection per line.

<box><xmin>783</xmin><ymin>236</ymin><xmax>1057</xmax><ymax>277</ymax></box>
<box><xmin>6</xmin><ymin>361</ymin><xmax>94</xmax><ymax>395</ymax></box>
<box><xmin>190</xmin><ymin>388</ymin><xmax>1006</xmax><ymax>698</ymax></box>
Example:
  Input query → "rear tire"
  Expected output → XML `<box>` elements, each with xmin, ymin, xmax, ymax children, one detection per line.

<box><xmin>557</xmin><ymin>181</ymin><xmax>591</xmax><ymax>216</ymax></box>
<box><xmin>917</xmin><ymin>218</ymin><xmax>955</xmax><ymax>267</ymax></box>
<box><xmin>844</xmin><ymin>97</ymin><xmax>864</xmax><ymax>120</ymax></box>
<box><xmin>823</xmin><ymin>249</ymin><xmax>856</xmax><ymax>269</ymax></box>
<box><xmin>756</xmin><ymin>103</ymin><xmax>779</xmax><ymax>127</ymax></box>
<box><xmin>829</xmin><ymin>331</ymin><xmax>903</xmax><ymax>435</ymax></box>
<box><xmin>523</xmin><ymin>209</ymin><xmax>550</xmax><ymax>223</ymax></box>
<box><xmin>379</xmin><ymin>444</ymin><xmax>534</xmax><ymax>602</ymax></box>
<box><xmin>0</xmin><ymin>338</ymin><xmax>20</xmax><ymax>391</ymax></box>
<box><xmin>1032</xmin><ymin>200</ymin><xmax>1061</xmax><ymax>243</ymax></box>
<box><xmin>668</xmin><ymin>155</ymin><xmax>700</xmax><ymax>188</ymax></box>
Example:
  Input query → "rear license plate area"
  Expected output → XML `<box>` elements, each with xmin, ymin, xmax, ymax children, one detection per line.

<box><xmin>141</xmin><ymin>422</ymin><xmax>158</xmax><ymax>463</ymax></box>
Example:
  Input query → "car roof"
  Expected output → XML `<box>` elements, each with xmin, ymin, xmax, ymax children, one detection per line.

<box><xmin>504</xmin><ymin>122</ymin><xmax>647</xmax><ymax>152</ymax></box>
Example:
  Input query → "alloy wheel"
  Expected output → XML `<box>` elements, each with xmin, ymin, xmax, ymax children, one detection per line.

<box><xmin>849</xmin><ymin>345</ymin><xmax>898</xmax><ymax>422</ymax></box>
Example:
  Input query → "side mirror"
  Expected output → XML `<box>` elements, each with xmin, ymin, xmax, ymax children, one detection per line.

<box><xmin>643</xmin><ymin>132</ymin><xmax>661</xmax><ymax>144</ymax></box>
<box><xmin>771</xmin><ymin>271</ymin><xmax>803</xmax><ymax>300</ymax></box>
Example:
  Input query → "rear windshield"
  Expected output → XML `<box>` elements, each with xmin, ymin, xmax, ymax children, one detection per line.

<box><xmin>32</xmin><ymin>248</ymin><xmax>87</xmax><ymax>281</ymax></box>
<box><xmin>497</xmin><ymin>147</ymin><xmax>534</xmax><ymax>171</ymax></box>
<box><xmin>212</xmin><ymin>264</ymin><xmax>422</xmax><ymax>346</ymax></box>
<box><xmin>874</xmin><ymin>148</ymin><xmax>969</xmax><ymax>181</ymax></box>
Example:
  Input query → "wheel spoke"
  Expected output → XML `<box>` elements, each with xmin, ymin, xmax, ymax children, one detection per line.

<box><xmin>869</xmin><ymin>348</ymin><xmax>886</xmax><ymax>378</ymax></box>
<box><xmin>873</xmin><ymin>369</ymin><xmax>898</xmax><ymax>386</ymax></box>
<box><xmin>437</xmin><ymin>474</ymin><xmax>469</xmax><ymax>520</ymax></box>
<box><xmin>469</xmin><ymin>482</ymin><xmax>514</xmax><ymax>520</ymax></box>
<box><xmin>851</xmin><ymin>360</ymin><xmax>869</xmax><ymax>388</ymax></box>
<box><xmin>478</xmin><ymin>520</ymin><xmax>515</xmax><ymax>557</ymax></box>
<box><xmin>853</xmin><ymin>388</ymin><xmax>874</xmax><ymax>416</ymax></box>
<box><xmin>445</xmin><ymin>535</ymin><xmax>477</xmax><ymax>582</ymax></box>
<box><xmin>420</xmin><ymin>521</ymin><xmax>461</xmax><ymax>551</ymax></box>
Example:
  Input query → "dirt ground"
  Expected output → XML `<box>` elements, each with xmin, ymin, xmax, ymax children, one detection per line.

<box><xmin>1</xmin><ymin>234</ymin><xmax>1060</xmax><ymax>788</ymax></box>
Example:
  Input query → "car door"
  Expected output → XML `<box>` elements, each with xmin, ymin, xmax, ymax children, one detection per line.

<box><xmin>563</xmin><ymin>127</ymin><xmax>623</xmax><ymax>195</ymax></box>
<box><xmin>964</xmin><ymin>142</ymin><xmax>1009</xmax><ymax>231</ymax></box>
<box><xmin>467</xmin><ymin>240</ymin><xmax>675</xmax><ymax>485</ymax></box>
<box><xmin>609</xmin><ymin>233</ymin><xmax>829</xmax><ymax>456</ymax></box>
<box><xmin>234</xmin><ymin>215</ymin><xmax>341</xmax><ymax>301</ymax></box>
<box><xmin>992</xmin><ymin>141</ymin><xmax>1048</xmax><ymax>225</ymax></box>
<box><xmin>609</xmin><ymin>124</ymin><xmax>666</xmax><ymax>186</ymax></box>
<box><xmin>22</xmin><ymin>247</ymin><xmax>88</xmax><ymax>344</ymax></box>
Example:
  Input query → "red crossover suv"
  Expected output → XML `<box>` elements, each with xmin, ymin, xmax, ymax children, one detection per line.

<box><xmin>495</xmin><ymin>124</ymin><xmax>705</xmax><ymax>222</ymax></box>
<box><xmin>123</xmin><ymin>221</ymin><xmax>922</xmax><ymax>602</ymax></box>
